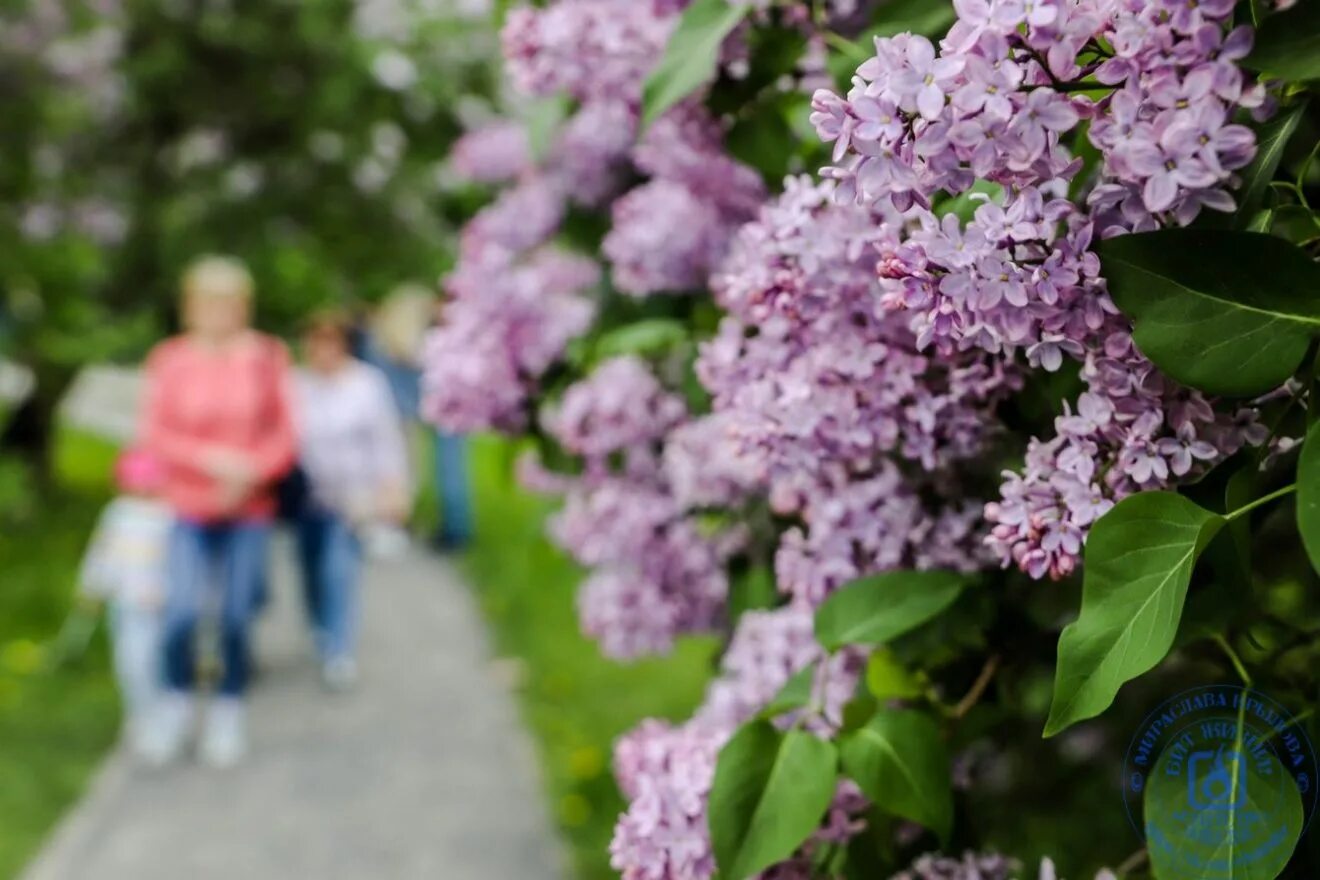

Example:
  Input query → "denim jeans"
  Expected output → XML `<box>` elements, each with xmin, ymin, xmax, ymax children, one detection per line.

<box><xmin>296</xmin><ymin>508</ymin><xmax>362</xmax><ymax>663</ymax></box>
<box><xmin>110</xmin><ymin>600</ymin><xmax>162</xmax><ymax>721</ymax></box>
<box><xmin>162</xmin><ymin>520</ymin><xmax>270</xmax><ymax>697</ymax></box>
<box><xmin>434</xmin><ymin>431</ymin><xmax>472</xmax><ymax>548</ymax></box>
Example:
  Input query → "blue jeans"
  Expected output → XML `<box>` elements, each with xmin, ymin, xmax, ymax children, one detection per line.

<box><xmin>296</xmin><ymin>509</ymin><xmax>362</xmax><ymax>663</ymax></box>
<box><xmin>110</xmin><ymin>600</ymin><xmax>162</xmax><ymax>722</ymax></box>
<box><xmin>163</xmin><ymin>520</ymin><xmax>270</xmax><ymax>697</ymax></box>
<box><xmin>435</xmin><ymin>432</ymin><xmax>472</xmax><ymax>548</ymax></box>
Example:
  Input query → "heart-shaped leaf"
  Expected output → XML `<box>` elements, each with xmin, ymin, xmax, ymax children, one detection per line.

<box><xmin>839</xmin><ymin>709</ymin><xmax>953</xmax><ymax>843</ymax></box>
<box><xmin>1098</xmin><ymin>230</ymin><xmax>1320</xmax><ymax>397</ymax></box>
<box><xmin>1230</xmin><ymin>101</ymin><xmax>1308</xmax><ymax>228</ymax></box>
<box><xmin>1045</xmin><ymin>492</ymin><xmax>1224</xmax><ymax>737</ymax></box>
<box><xmin>1245</xmin><ymin>1</ymin><xmax>1320</xmax><ymax>83</ymax></box>
<box><xmin>709</xmin><ymin>721</ymin><xmax>839</xmax><ymax>880</ymax></box>
<box><xmin>865</xmin><ymin>649</ymin><xmax>923</xmax><ymax>700</ymax></box>
<box><xmin>757</xmin><ymin>663</ymin><xmax>816</xmax><ymax>720</ymax></box>
<box><xmin>641</xmin><ymin>0</ymin><xmax>749</xmax><ymax>129</ymax></box>
<box><xmin>1144</xmin><ymin>707</ymin><xmax>1304</xmax><ymax>880</ymax></box>
<box><xmin>1296</xmin><ymin>421</ymin><xmax>1320</xmax><ymax>576</ymax></box>
<box><xmin>814</xmin><ymin>571</ymin><xmax>970</xmax><ymax>652</ymax></box>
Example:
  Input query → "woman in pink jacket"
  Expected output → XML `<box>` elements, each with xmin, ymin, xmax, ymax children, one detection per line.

<box><xmin>139</xmin><ymin>256</ymin><xmax>296</xmax><ymax>767</ymax></box>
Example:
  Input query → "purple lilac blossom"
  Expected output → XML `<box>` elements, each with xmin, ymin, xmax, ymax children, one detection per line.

<box><xmin>610</xmin><ymin>605</ymin><xmax>869</xmax><ymax>880</ymax></box>
<box><xmin>458</xmin><ymin>173</ymin><xmax>567</xmax><ymax>265</ymax></box>
<box><xmin>811</xmin><ymin>0</ymin><xmax>1268</xmax><ymax>578</ymax></box>
<box><xmin>448</xmin><ymin>121</ymin><xmax>531</xmax><ymax>184</ymax></box>
<box><xmin>891</xmin><ymin>853</ymin><xmax>1117</xmax><ymax>880</ymax></box>
<box><xmin>552</xmin><ymin>470</ymin><xmax>743</xmax><ymax>659</ymax></box>
<box><xmin>501</xmin><ymin>0</ymin><xmax>675</xmax><ymax>104</ymax></box>
<box><xmin>604</xmin><ymin>107</ymin><xmax>766</xmax><ymax>297</ymax></box>
<box><xmin>552</xmin><ymin>100</ymin><xmax>638</xmax><ymax>206</ymax></box>
<box><xmin>604</xmin><ymin>180</ymin><xmax>742</xmax><ymax>296</ymax></box>
<box><xmin>699</xmin><ymin>178</ymin><xmax>1015</xmax><ymax>601</ymax></box>
<box><xmin>542</xmin><ymin>355</ymin><xmax>688</xmax><ymax>465</ymax></box>
<box><xmin>421</xmin><ymin>247</ymin><xmax>598</xmax><ymax>433</ymax></box>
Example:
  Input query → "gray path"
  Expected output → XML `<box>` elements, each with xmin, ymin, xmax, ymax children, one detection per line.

<box><xmin>23</xmin><ymin>540</ymin><xmax>565</xmax><ymax>880</ymax></box>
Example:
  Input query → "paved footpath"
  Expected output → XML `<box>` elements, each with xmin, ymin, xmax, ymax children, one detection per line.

<box><xmin>23</xmin><ymin>540</ymin><xmax>565</xmax><ymax>880</ymax></box>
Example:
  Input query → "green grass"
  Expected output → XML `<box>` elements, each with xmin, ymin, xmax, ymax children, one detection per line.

<box><xmin>0</xmin><ymin>482</ymin><xmax>120</xmax><ymax>878</ymax></box>
<box><xmin>462</xmin><ymin>435</ymin><xmax>718</xmax><ymax>880</ymax></box>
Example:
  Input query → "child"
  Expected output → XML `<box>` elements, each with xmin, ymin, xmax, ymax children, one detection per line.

<box><xmin>79</xmin><ymin>449</ymin><xmax>173</xmax><ymax>755</ymax></box>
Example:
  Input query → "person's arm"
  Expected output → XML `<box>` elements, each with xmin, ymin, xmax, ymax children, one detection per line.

<box><xmin>249</xmin><ymin>339</ymin><xmax>299</xmax><ymax>484</ymax></box>
<box><xmin>365</xmin><ymin>367</ymin><xmax>412</xmax><ymax>520</ymax></box>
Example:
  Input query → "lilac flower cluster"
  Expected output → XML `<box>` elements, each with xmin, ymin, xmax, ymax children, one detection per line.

<box><xmin>610</xmin><ymin>605</ymin><xmax>868</xmax><ymax>880</ymax></box>
<box><xmin>421</xmin><ymin>247</ymin><xmax>599</xmax><ymax>432</ymax></box>
<box><xmin>457</xmin><ymin>173</ymin><xmax>567</xmax><ymax>266</ymax></box>
<box><xmin>542</xmin><ymin>356</ymin><xmax>688</xmax><ymax>464</ymax></box>
<box><xmin>811</xmin><ymin>0</ymin><xmax>1269</xmax><ymax>577</ymax></box>
<box><xmin>502</xmin><ymin>0</ymin><xmax>674</xmax><ymax>105</ymax></box>
<box><xmin>604</xmin><ymin>107</ymin><xmax>767</xmax><ymax>296</ymax></box>
<box><xmin>774</xmin><ymin>465</ymin><xmax>993</xmax><ymax>605</ymax></box>
<box><xmin>447</xmin><ymin>121</ymin><xmax>530</xmax><ymax>185</ymax></box>
<box><xmin>549</xmin><ymin>460</ymin><xmax>745</xmax><ymax>658</ymax></box>
<box><xmin>891</xmin><ymin>853</ymin><xmax>1116</xmax><ymax>880</ymax></box>
<box><xmin>696</xmin><ymin>178</ymin><xmax>1015</xmax><ymax>601</ymax></box>
<box><xmin>536</xmin><ymin>354</ymin><xmax>749</xmax><ymax>658</ymax></box>
<box><xmin>551</xmin><ymin>100</ymin><xmax>637</xmax><ymax>206</ymax></box>
<box><xmin>987</xmin><ymin>350</ymin><xmax>1265</xmax><ymax>579</ymax></box>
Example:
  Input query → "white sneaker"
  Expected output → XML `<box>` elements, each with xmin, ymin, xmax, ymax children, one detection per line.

<box><xmin>321</xmin><ymin>657</ymin><xmax>358</xmax><ymax>692</ymax></box>
<box><xmin>137</xmin><ymin>692</ymin><xmax>195</xmax><ymax>767</ymax></box>
<box><xmin>199</xmin><ymin>698</ymin><xmax>247</xmax><ymax>768</ymax></box>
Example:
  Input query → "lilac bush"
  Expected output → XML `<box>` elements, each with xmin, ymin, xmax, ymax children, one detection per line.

<box><xmin>424</xmin><ymin>0</ymin><xmax>1320</xmax><ymax>876</ymax></box>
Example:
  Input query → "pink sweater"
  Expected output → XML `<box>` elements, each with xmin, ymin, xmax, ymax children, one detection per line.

<box><xmin>141</xmin><ymin>333</ymin><xmax>297</xmax><ymax>523</ymax></box>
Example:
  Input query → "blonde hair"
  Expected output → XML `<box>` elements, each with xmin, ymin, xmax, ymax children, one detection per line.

<box><xmin>370</xmin><ymin>284</ymin><xmax>435</xmax><ymax>365</ymax></box>
<box><xmin>181</xmin><ymin>255</ymin><xmax>255</xmax><ymax>303</ymax></box>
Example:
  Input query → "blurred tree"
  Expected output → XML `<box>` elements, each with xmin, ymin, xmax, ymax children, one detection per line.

<box><xmin>0</xmin><ymin>0</ymin><xmax>498</xmax><ymax>473</ymax></box>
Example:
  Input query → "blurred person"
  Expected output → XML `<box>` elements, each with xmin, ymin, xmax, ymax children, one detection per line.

<box><xmin>77</xmin><ymin>449</ymin><xmax>173</xmax><ymax>757</ymax></box>
<box><xmin>139</xmin><ymin>256</ymin><xmax>297</xmax><ymax>767</ymax></box>
<box><xmin>360</xmin><ymin>285</ymin><xmax>473</xmax><ymax>550</ymax></box>
<box><xmin>295</xmin><ymin>310</ymin><xmax>410</xmax><ymax>690</ymax></box>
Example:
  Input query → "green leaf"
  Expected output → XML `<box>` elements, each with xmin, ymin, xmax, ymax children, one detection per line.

<box><xmin>1097</xmin><ymin>229</ymin><xmax>1320</xmax><ymax>397</ymax></box>
<box><xmin>814</xmin><ymin>571</ymin><xmax>970</xmax><ymax>652</ymax></box>
<box><xmin>936</xmin><ymin>180</ymin><xmax>1003</xmax><ymax>222</ymax></box>
<box><xmin>594</xmin><ymin>319</ymin><xmax>689</xmax><ymax>359</ymax></box>
<box><xmin>641</xmin><ymin>0</ymin><xmax>749</xmax><ymax>129</ymax></box>
<box><xmin>840</xmin><ymin>694</ymin><xmax>880</xmax><ymax>734</ymax></box>
<box><xmin>865</xmin><ymin>649</ymin><xmax>923</xmax><ymax>700</ymax></box>
<box><xmin>862</xmin><ymin>0</ymin><xmax>958</xmax><ymax>39</ymax></box>
<box><xmin>709</xmin><ymin>721</ymin><xmax>839</xmax><ymax>880</ymax></box>
<box><xmin>758</xmin><ymin>663</ymin><xmax>817</xmax><ymax>720</ymax></box>
<box><xmin>726</xmin><ymin>96</ymin><xmax>798</xmax><ymax>184</ymax></box>
<box><xmin>728</xmin><ymin>563</ymin><xmax>779</xmax><ymax>623</ymax></box>
<box><xmin>1296</xmin><ymin>421</ymin><xmax>1320</xmax><ymax>576</ymax></box>
<box><xmin>1232</xmin><ymin>101</ymin><xmax>1308</xmax><ymax>227</ymax></box>
<box><xmin>1045</xmin><ymin>492</ymin><xmax>1225</xmax><ymax>737</ymax></box>
<box><xmin>1244</xmin><ymin>1</ymin><xmax>1320</xmax><ymax>82</ymax></box>
<box><xmin>839</xmin><ymin>709</ymin><xmax>953</xmax><ymax>843</ymax></box>
<box><xmin>1144</xmin><ymin>708</ymin><xmax>1304</xmax><ymax>880</ymax></box>
<box><xmin>525</xmin><ymin>95</ymin><xmax>570</xmax><ymax>163</ymax></box>
<box><xmin>1272</xmin><ymin>205</ymin><xmax>1320</xmax><ymax>245</ymax></box>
